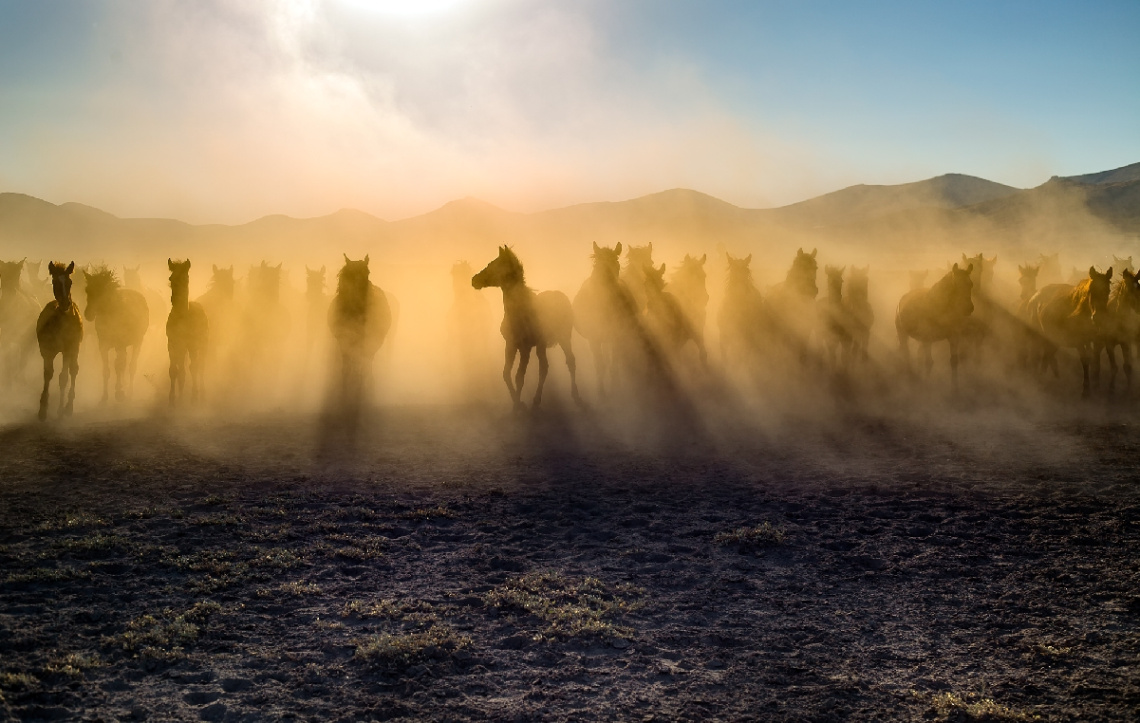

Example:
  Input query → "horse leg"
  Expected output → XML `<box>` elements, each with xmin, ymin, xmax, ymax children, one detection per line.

<box><xmin>1091</xmin><ymin>341</ymin><xmax>1104</xmax><ymax>389</ymax></box>
<box><xmin>532</xmin><ymin>345</ymin><xmax>550</xmax><ymax>408</ymax></box>
<box><xmin>896</xmin><ymin>326</ymin><xmax>911</xmax><ymax>376</ymax></box>
<box><xmin>100</xmin><ymin>345</ymin><xmax>111</xmax><ymax>403</ymax></box>
<box><xmin>189</xmin><ymin>346</ymin><xmax>201</xmax><ymax>403</ymax></box>
<box><xmin>65</xmin><ymin>349</ymin><xmax>79</xmax><ymax>415</ymax></box>
<box><xmin>1105</xmin><ymin>343</ymin><xmax>1118</xmax><ymax>393</ymax></box>
<box><xmin>589</xmin><ymin>338</ymin><xmax>606</xmax><ymax>396</ymax></box>
<box><xmin>563</xmin><ymin>339</ymin><xmax>581</xmax><ymax>405</ymax></box>
<box><xmin>1123</xmin><ymin>342</ymin><xmax>1133</xmax><ymax>391</ymax></box>
<box><xmin>39</xmin><ymin>355</ymin><xmax>54</xmax><ymax>422</ymax></box>
<box><xmin>127</xmin><ymin>344</ymin><xmax>140</xmax><ymax>399</ymax></box>
<box><xmin>114</xmin><ymin>346</ymin><xmax>128</xmax><ymax>402</ymax></box>
<box><xmin>514</xmin><ymin>347</ymin><xmax>531</xmax><ymax>412</ymax></box>
<box><xmin>169</xmin><ymin>345</ymin><xmax>179</xmax><ymax>405</ymax></box>
<box><xmin>946</xmin><ymin>338</ymin><xmax>959</xmax><ymax>391</ymax></box>
<box><xmin>922</xmin><ymin>342</ymin><xmax>934</xmax><ymax>379</ymax></box>
<box><xmin>1079</xmin><ymin>343</ymin><xmax>1091</xmax><ymax>398</ymax></box>
<box><xmin>502</xmin><ymin>344</ymin><xmax>519</xmax><ymax>408</ymax></box>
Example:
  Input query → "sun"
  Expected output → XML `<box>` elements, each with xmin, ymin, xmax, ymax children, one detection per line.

<box><xmin>339</xmin><ymin>0</ymin><xmax>474</xmax><ymax>17</ymax></box>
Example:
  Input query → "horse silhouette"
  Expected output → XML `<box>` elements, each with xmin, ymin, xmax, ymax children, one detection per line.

<box><xmin>1037</xmin><ymin>253</ymin><xmax>1062</xmax><ymax>286</ymax></box>
<box><xmin>36</xmin><ymin>262</ymin><xmax>83</xmax><ymax>420</ymax></box>
<box><xmin>766</xmin><ymin>248</ymin><xmax>819</xmax><ymax>368</ymax></box>
<box><xmin>572</xmin><ymin>242</ymin><xmax>639</xmax><ymax>396</ymax></box>
<box><xmin>895</xmin><ymin>263</ymin><xmax>974</xmax><ymax>389</ymax></box>
<box><xmin>1092</xmin><ymin>268</ymin><xmax>1140</xmax><ymax>392</ymax></box>
<box><xmin>328</xmin><ymin>255</ymin><xmax>392</xmax><ymax>405</ymax></box>
<box><xmin>1113</xmin><ymin>255</ymin><xmax>1135</xmax><ymax>274</ymax></box>
<box><xmin>83</xmin><ymin>267</ymin><xmax>150</xmax><ymax>402</ymax></box>
<box><xmin>644</xmin><ymin>262</ymin><xmax>708</xmax><ymax>367</ymax></box>
<box><xmin>1026</xmin><ymin>266</ymin><xmax>1112</xmax><ymax>397</ymax></box>
<box><xmin>819</xmin><ymin>265</ymin><xmax>852</xmax><ymax>370</ymax></box>
<box><xmin>717</xmin><ymin>253</ymin><xmax>765</xmax><ymax>370</ymax></box>
<box><xmin>0</xmin><ymin>259</ymin><xmax>40</xmax><ymax>388</ymax></box>
<box><xmin>620</xmin><ymin>243</ymin><xmax>655</xmax><ymax>316</ymax></box>
<box><xmin>670</xmin><ymin>254</ymin><xmax>709</xmax><ymax>348</ymax></box>
<box><xmin>846</xmin><ymin>266</ymin><xmax>874</xmax><ymax>364</ymax></box>
<box><xmin>195</xmin><ymin>264</ymin><xmax>237</xmax><ymax>392</ymax></box>
<box><xmin>472</xmin><ymin>246</ymin><xmax>580</xmax><ymax>411</ymax></box>
<box><xmin>1014</xmin><ymin>263</ymin><xmax>1041</xmax><ymax>369</ymax></box>
<box><xmin>166</xmin><ymin>259</ymin><xmax>208</xmax><ymax>405</ymax></box>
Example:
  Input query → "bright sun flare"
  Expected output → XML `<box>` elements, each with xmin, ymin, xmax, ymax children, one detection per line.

<box><xmin>342</xmin><ymin>0</ymin><xmax>473</xmax><ymax>17</ymax></box>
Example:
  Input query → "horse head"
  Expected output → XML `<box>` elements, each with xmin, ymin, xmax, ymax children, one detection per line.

<box><xmin>625</xmin><ymin>243</ymin><xmax>654</xmax><ymax>273</ymax></box>
<box><xmin>1119</xmin><ymin>268</ymin><xmax>1140</xmax><ymax>314</ymax></box>
<box><xmin>591</xmin><ymin>242</ymin><xmax>622</xmax><ymax>280</ymax></box>
<box><xmin>472</xmin><ymin>246</ymin><xmax>523</xmax><ymax>290</ymax></box>
<box><xmin>0</xmin><ymin>259</ymin><xmax>26</xmax><ymax>291</ymax></box>
<box><xmin>209</xmin><ymin>264</ymin><xmax>235</xmax><ymax>298</ymax></box>
<box><xmin>789</xmin><ymin>248</ymin><xmax>819</xmax><ymax>299</ymax></box>
<box><xmin>1114</xmin><ymin>255</ymin><xmax>1135</xmax><ymax>273</ymax></box>
<box><xmin>725</xmin><ymin>253</ymin><xmax>753</xmax><ymax>286</ymax></box>
<box><xmin>306</xmin><ymin>265</ymin><xmax>326</xmax><ymax>295</ymax></box>
<box><xmin>1089</xmin><ymin>266</ymin><xmax>1113</xmax><ymax>325</ymax></box>
<box><xmin>82</xmin><ymin>266</ymin><xmax>119</xmax><ymax>321</ymax></box>
<box><xmin>947</xmin><ymin>263</ymin><xmax>974</xmax><ymax>319</ymax></box>
<box><xmin>48</xmin><ymin>261</ymin><xmax>76</xmax><ymax>307</ymax></box>
<box><xmin>1017</xmin><ymin>263</ymin><xmax>1040</xmax><ymax>300</ymax></box>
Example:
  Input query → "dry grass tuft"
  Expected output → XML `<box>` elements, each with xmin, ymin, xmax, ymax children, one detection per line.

<box><xmin>714</xmin><ymin>522</ymin><xmax>786</xmax><ymax>549</ymax></box>
<box><xmin>484</xmin><ymin>571</ymin><xmax>642</xmax><ymax>641</ymax></box>
<box><xmin>353</xmin><ymin>625</ymin><xmax>470</xmax><ymax>674</ymax></box>
<box><xmin>919</xmin><ymin>691</ymin><xmax>1041</xmax><ymax>721</ymax></box>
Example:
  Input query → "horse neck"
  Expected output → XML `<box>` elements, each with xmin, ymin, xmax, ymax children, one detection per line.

<box><xmin>171</xmin><ymin>281</ymin><xmax>190</xmax><ymax>312</ymax></box>
<box><xmin>847</xmin><ymin>282</ymin><xmax>867</xmax><ymax>303</ymax></box>
<box><xmin>827</xmin><ymin>281</ymin><xmax>843</xmax><ymax>304</ymax></box>
<box><xmin>499</xmin><ymin>278</ymin><xmax>533</xmax><ymax>316</ymax></box>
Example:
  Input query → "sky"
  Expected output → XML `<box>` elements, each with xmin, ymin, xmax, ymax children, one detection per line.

<box><xmin>0</xmin><ymin>0</ymin><xmax>1137</xmax><ymax>224</ymax></box>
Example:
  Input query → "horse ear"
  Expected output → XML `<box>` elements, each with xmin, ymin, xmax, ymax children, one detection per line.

<box><xmin>169</xmin><ymin>258</ymin><xmax>175</xmax><ymax>270</ymax></box>
<box><xmin>213</xmin><ymin>264</ymin><xmax>219</xmax><ymax>273</ymax></box>
<box><xmin>1107</xmin><ymin>267</ymin><xmax>1113</xmax><ymax>280</ymax></box>
<box><xmin>363</xmin><ymin>255</ymin><xmax>369</xmax><ymax>266</ymax></box>
<box><xmin>810</xmin><ymin>248</ymin><xmax>817</xmax><ymax>258</ymax></box>
<box><xmin>276</xmin><ymin>262</ymin><xmax>283</xmax><ymax>270</ymax></box>
<box><xmin>320</xmin><ymin>265</ymin><xmax>325</xmax><ymax>274</ymax></box>
<box><xmin>952</xmin><ymin>263</ymin><xmax>959</xmax><ymax>271</ymax></box>
<box><xmin>615</xmin><ymin>242</ymin><xmax>622</xmax><ymax>255</ymax></box>
<box><xmin>699</xmin><ymin>254</ymin><xmax>707</xmax><ymax>265</ymax></box>
<box><xmin>48</xmin><ymin>262</ymin><xmax>57</xmax><ymax>274</ymax></box>
<box><xmin>343</xmin><ymin>253</ymin><xmax>350</xmax><ymax>264</ymax></box>
<box><xmin>592</xmin><ymin>241</ymin><xmax>601</xmax><ymax>254</ymax></box>
<box><xmin>744</xmin><ymin>253</ymin><xmax>752</xmax><ymax>265</ymax></box>
<box><xmin>66</xmin><ymin>261</ymin><xmax>75</xmax><ymax>274</ymax></box>
<box><xmin>1089</xmin><ymin>265</ymin><xmax>1096</xmax><ymax>277</ymax></box>
<box><xmin>658</xmin><ymin>263</ymin><xmax>665</xmax><ymax>275</ymax></box>
<box><xmin>647</xmin><ymin>242</ymin><xmax>653</xmax><ymax>253</ymax></box>
<box><xmin>965</xmin><ymin>263</ymin><xmax>973</xmax><ymax>273</ymax></box>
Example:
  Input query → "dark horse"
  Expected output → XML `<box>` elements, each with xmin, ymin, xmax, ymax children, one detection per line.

<box><xmin>846</xmin><ymin>266</ymin><xmax>874</xmax><ymax>364</ymax></box>
<box><xmin>0</xmin><ymin>259</ymin><xmax>40</xmax><ymax>388</ymax></box>
<box><xmin>572</xmin><ymin>242</ymin><xmax>639</xmax><ymax>396</ymax></box>
<box><xmin>83</xmin><ymin>266</ymin><xmax>150</xmax><ymax>402</ymax></box>
<box><xmin>895</xmin><ymin>263</ymin><xmax>974</xmax><ymax>389</ymax></box>
<box><xmin>36</xmin><ymin>262</ymin><xmax>84</xmax><ymax>420</ymax></box>
<box><xmin>717</xmin><ymin>253</ymin><xmax>765</xmax><ymax>370</ymax></box>
<box><xmin>327</xmin><ymin>255</ymin><xmax>392</xmax><ymax>405</ymax></box>
<box><xmin>766</xmin><ymin>248</ymin><xmax>819</xmax><ymax>367</ymax></box>
<box><xmin>818</xmin><ymin>265</ymin><xmax>852</xmax><ymax>370</ymax></box>
<box><xmin>1028</xmin><ymin>266</ymin><xmax>1112</xmax><ymax>397</ymax></box>
<box><xmin>473</xmin><ymin>246</ymin><xmax>581</xmax><ymax>411</ymax></box>
<box><xmin>1093</xmin><ymin>268</ymin><xmax>1140</xmax><ymax>392</ymax></box>
<box><xmin>167</xmin><ymin>259</ymin><xmax>208</xmax><ymax>405</ymax></box>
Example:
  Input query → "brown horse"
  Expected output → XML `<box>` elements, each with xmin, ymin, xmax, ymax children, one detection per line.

<box><xmin>472</xmin><ymin>246</ymin><xmax>580</xmax><ymax>411</ymax></box>
<box><xmin>36</xmin><ymin>262</ymin><xmax>84</xmax><ymax>420</ymax></box>
<box><xmin>895</xmin><ymin>263</ymin><xmax>974</xmax><ymax>389</ymax></box>
<box><xmin>167</xmin><ymin>259</ymin><xmax>208</xmax><ymax>405</ymax></box>
<box><xmin>620</xmin><ymin>243</ymin><xmax>655</xmax><ymax>315</ymax></box>
<box><xmin>1113</xmin><ymin>255</ymin><xmax>1135</xmax><ymax>274</ymax></box>
<box><xmin>1093</xmin><ymin>268</ymin><xmax>1140</xmax><ymax>392</ymax></box>
<box><xmin>1014</xmin><ymin>263</ymin><xmax>1041</xmax><ymax>369</ymax></box>
<box><xmin>670</xmin><ymin>254</ymin><xmax>709</xmax><ymax>345</ymax></box>
<box><xmin>818</xmin><ymin>265</ymin><xmax>852</xmax><ymax>370</ymax></box>
<box><xmin>846</xmin><ymin>266</ymin><xmax>874</xmax><ymax>364</ymax></box>
<box><xmin>1027</xmin><ymin>266</ymin><xmax>1113</xmax><ymax>397</ymax></box>
<box><xmin>83</xmin><ymin>267</ymin><xmax>150</xmax><ymax>402</ymax></box>
<box><xmin>766</xmin><ymin>248</ymin><xmax>819</xmax><ymax>366</ymax></box>
<box><xmin>0</xmin><ymin>259</ymin><xmax>40</xmax><ymax>388</ymax></box>
<box><xmin>644</xmin><ymin>262</ymin><xmax>708</xmax><ymax>366</ymax></box>
<box><xmin>717</xmin><ymin>252</ymin><xmax>765</xmax><ymax>370</ymax></box>
<box><xmin>328</xmin><ymin>255</ymin><xmax>392</xmax><ymax>404</ymax></box>
<box><xmin>572</xmin><ymin>242</ymin><xmax>640</xmax><ymax>396</ymax></box>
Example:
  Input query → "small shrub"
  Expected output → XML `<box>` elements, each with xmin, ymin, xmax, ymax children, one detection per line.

<box><xmin>920</xmin><ymin>691</ymin><xmax>1040</xmax><ymax>722</ymax></box>
<box><xmin>353</xmin><ymin>625</ymin><xmax>470</xmax><ymax>674</ymax></box>
<box><xmin>484</xmin><ymin>571</ymin><xmax>641</xmax><ymax>641</ymax></box>
<box><xmin>399</xmin><ymin>505</ymin><xmax>456</xmax><ymax>521</ymax></box>
<box><xmin>714</xmin><ymin>522</ymin><xmax>786</xmax><ymax>549</ymax></box>
<box><xmin>0</xmin><ymin>672</ymin><xmax>37</xmax><ymax>690</ymax></box>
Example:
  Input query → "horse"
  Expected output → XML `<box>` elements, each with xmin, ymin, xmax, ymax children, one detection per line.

<box><xmin>959</xmin><ymin>253</ymin><xmax>996</xmax><ymax>365</ymax></box>
<box><xmin>238</xmin><ymin>262</ymin><xmax>291</xmax><ymax>398</ymax></box>
<box><xmin>766</xmin><ymin>248</ymin><xmax>820</xmax><ymax>368</ymax></box>
<box><xmin>0</xmin><ymin>259</ymin><xmax>40</xmax><ymax>388</ymax></box>
<box><xmin>717</xmin><ymin>253</ymin><xmax>765</xmax><ymax>370</ymax></box>
<box><xmin>1113</xmin><ymin>255</ymin><xmax>1135</xmax><ymax>274</ymax></box>
<box><xmin>195</xmin><ymin>265</ymin><xmax>237</xmax><ymax>387</ymax></box>
<box><xmin>620</xmin><ymin>243</ymin><xmax>655</xmax><ymax>315</ymax></box>
<box><xmin>24</xmin><ymin>260</ymin><xmax>52</xmax><ymax>304</ymax></box>
<box><xmin>1014</xmin><ymin>263</ymin><xmax>1041</xmax><ymax>369</ymax></box>
<box><xmin>83</xmin><ymin>267</ymin><xmax>150</xmax><ymax>402</ymax></box>
<box><xmin>36</xmin><ymin>262</ymin><xmax>83</xmax><ymax>420</ymax></box>
<box><xmin>895</xmin><ymin>263</ymin><xmax>974</xmax><ymax>389</ymax></box>
<box><xmin>572</xmin><ymin>242</ymin><xmax>641</xmax><ymax>396</ymax></box>
<box><xmin>643</xmin><ymin>262</ymin><xmax>707</xmax><ymax>367</ymax></box>
<box><xmin>818</xmin><ymin>265</ymin><xmax>852</xmax><ymax>370</ymax></box>
<box><xmin>327</xmin><ymin>255</ymin><xmax>392</xmax><ymax>405</ymax></box>
<box><xmin>1092</xmin><ymin>268</ymin><xmax>1140</xmax><ymax>392</ymax></box>
<box><xmin>1038</xmin><ymin>253</ymin><xmax>1063</xmax><ymax>285</ymax></box>
<box><xmin>845</xmin><ymin>266</ymin><xmax>874</xmax><ymax>364</ymax></box>
<box><xmin>166</xmin><ymin>259</ymin><xmax>208</xmax><ymax>405</ymax></box>
<box><xmin>472</xmin><ymin>246</ymin><xmax>580</xmax><ymax>411</ymax></box>
<box><xmin>448</xmin><ymin>260</ymin><xmax>495</xmax><ymax>399</ymax></box>
<box><xmin>1026</xmin><ymin>266</ymin><xmax>1113</xmax><ymax>397</ymax></box>
<box><xmin>670</xmin><ymin>254</ymin><xmax>709</xmax><ymax>345</ymax></box>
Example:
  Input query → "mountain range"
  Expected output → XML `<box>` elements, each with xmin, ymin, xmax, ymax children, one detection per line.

<box><xmin>2</xmin><ymin>162</ymin><xmax>1137</xmax><ymax>278</ymax></box>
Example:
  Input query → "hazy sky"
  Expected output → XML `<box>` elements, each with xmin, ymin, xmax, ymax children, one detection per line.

<box><xmin>1</xmin><ymin>0</ymin><xmax>1137</xmax><ymax>223</ymax></box>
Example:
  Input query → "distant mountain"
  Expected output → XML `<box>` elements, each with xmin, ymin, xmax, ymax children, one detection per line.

<box><xmin>768</xmin><ymin>174</ymin><xmax>1020</xmax><ymax>229</ymax></box>
<box><xmin>1061</xmin><ymin>161</ymin><xmax>1140</xmax><ymax>185</ymax></box>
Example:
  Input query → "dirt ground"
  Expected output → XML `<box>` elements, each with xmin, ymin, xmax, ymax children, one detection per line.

<box><xmin>1</xmin><ymin>388</ymin><xmax>1139</xmax><ymax>722</ymax></box>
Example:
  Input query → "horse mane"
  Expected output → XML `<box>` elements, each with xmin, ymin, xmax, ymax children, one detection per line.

<box><xmin>86</xmin><ymin>266</ymin><xmax>120</xmax><ymax>290</ymax></box>
<box><xmin>498</xmin><ymin>246</ymin><xmax>526</xmax><ymax>285</ymax></box>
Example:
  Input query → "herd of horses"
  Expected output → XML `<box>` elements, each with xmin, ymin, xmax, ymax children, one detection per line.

<box><xmin>0</xmin><ymin>244</ymin><xmax>1135</xmax><ymax>420</ymax></box>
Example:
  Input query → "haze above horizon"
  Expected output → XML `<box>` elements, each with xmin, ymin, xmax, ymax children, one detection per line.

<box><xmin>1</xmin><ymin>0</ymin><xmax>1137</xmax><ymax>225</ymax></box>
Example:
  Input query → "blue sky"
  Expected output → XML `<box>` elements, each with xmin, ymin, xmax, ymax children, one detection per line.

<box><xmin>1</xmin><ymin>0</ymin><xmax>1137</xmax><ymax>223</ymax></box>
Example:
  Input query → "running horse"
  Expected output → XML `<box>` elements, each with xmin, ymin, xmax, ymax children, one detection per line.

<box><xmin>717</xmin><ymin>253</ymin><xmax>765</xmax><ymax>370</ymax></box>
<box><xmin>572</xmin><ymin>242</ymin><xmax>639</xmax><ymax>396</ymax></box>
<box><xmin>166</xmin><ymin>259</ymin><xmax>208</xmax><ymax>404</ymax></box>
<box><xmin>766</xmin><ymin>248</ymin><xmax>820</xmax><ymax>368</ymax></box>
<box><xmin>36</xmin><ymin>262</ymin><xmax>84</xmax><ymax>420</ymax></box>
<box><xmin>0</xmin><ymin>259</ymin><xmax>40</xmax><ymax>388</ymax></box>
<box><xmin>1027</xmin><ymin>266</ymin><xmax>1113</xmax><ymax>397</ymax></box>
<box><xmin>818</xmin><ymin>265</ymin><xmax>852</xmax><ymax>370</ymax></box>
<box><xmin>895</xmin><ymin>263</ymin><xmax>974</xmax><ymax>389</ymax></box>
<box><xmin>327</xmin><ymin>255</ymin><xmax>392</xmax><ymax>404</ymax></box>
<box><xmin>845</xmin><ymin>266</ymin><xmax>874</xmax><ymax>364</ymax></box>
<box><xmin>643</xmin><ymin>262</ymin><xmax>708</xmax><ymax>366</ymax></box>
<box><xmin>472</xmin><ymin>246</ymin><xmax>581</xmax><ymax>411</ymax></box>
<box><xmin>83</xmin><ymin>266</ymin><xmax>150</xmax><ymax>402</ymax></box>
<box><xmin>1093</xmin><ymin>268</ymin><xmax>1140</xmax><ymax>392</ymax></box>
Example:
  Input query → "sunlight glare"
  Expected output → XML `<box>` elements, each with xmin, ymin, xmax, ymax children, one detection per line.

<box><xmin>341</xmin><ymin>0</ymin><xmax>473</xmax><ymax>18</ymax></box>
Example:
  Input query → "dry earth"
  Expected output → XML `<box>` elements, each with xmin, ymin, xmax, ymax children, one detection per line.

<box><xmin>1</xmin><ymin>391</ymin><xmax>1139</xmax><ymax>722</ymax></box>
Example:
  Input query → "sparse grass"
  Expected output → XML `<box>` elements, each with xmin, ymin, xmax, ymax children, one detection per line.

<box><xmin>4</xmin><ymin>566</ymin><xmax>91</xmax><ymax>585</ymax></box>
<box><xmin>714</xmin><ymin>522</ymin><xmax>786</xmax><ymax>549</ymax></box>
<box><xmin>918</xmin><ymin>691</ymin><xmax>1041</xmax><ymax>721</ymax></box>
<box><xmin>484</xmin><ymin>571</ymin><xmax>642</xmax><ymax>641</ymax></box>
<box><xmin>50</xmin><ymin>532</ymin><xmax>130</xmax><ymax>558</ymax></box>
<box><xmin>202</xmin><ymin>494</ymin><xmax>229</xmax><ymax>506</ymax></box>
<box><xmin>399</xmin><ymin>505</ymin><xmax>456</xmax><ymax>521</ymax></box>
<box><xmin>341</xmin><ymin>598</ymin><xmax>436</xmax><ymax>621</ymax></box>
<box><xmin>190</xmin><ymin>513</ymin><xmax>244</xmax><ymax>526</ymax></box>
<box><xmin>36</xmin><ymin>512</ymin><xmax>111</xmax><ymax>531</ymax></box>
<box><xmin>104</xmin><ymin>601</ymin><xmax>221</xmax><ymax>661</ymax></box>
<box><xmin>325</xmin><ymin>534</ymin><xmax>386</xmax><ymax>561</ymax></box>
<box><xmin>353</xmin><ymin>625</ymin><xmax>470</xmax><ymax>673</ymax></box>
<box><xmin>0</xmin><ymin>672</ymin><xmax>37</xmax><ymax>690</ymax></box>
<box><xmin>44</xmin><ymin>652</ymin><xmax>103</xmax><ymax>679</ymax></box>
<box><xmin>280</xmin><ymin>581</ymin><xmax>322</xmax><ymax>596</ymax></box>
<box><xmin>250</xmin><ymin>547</ymin><xmax>306</xmax><ymax>569</ymax></box>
